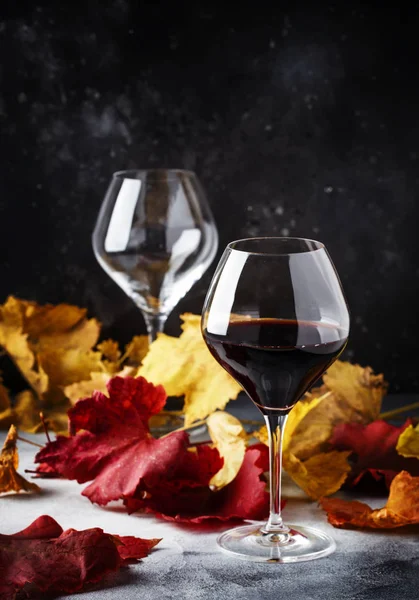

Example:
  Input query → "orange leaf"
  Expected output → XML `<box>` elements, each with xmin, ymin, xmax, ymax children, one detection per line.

<box><xmin>320</xmin><ymin>471</ymin><xmax>419</xmax><ymax>528</ymax></box>
<box><xmin>0</xmin><ymin>425</ymin><xmax>41</xmax><ymax>494</ymax></box>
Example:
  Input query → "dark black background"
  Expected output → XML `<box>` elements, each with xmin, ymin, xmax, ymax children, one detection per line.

<box><xmin>1</xmin><ymin>1</ymin><xmax>418</xmax><ymax>391</ymax></box>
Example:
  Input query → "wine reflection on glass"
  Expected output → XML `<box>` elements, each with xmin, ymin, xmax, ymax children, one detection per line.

<box><xmin>201</xmin><ymin>237</ymin><xmax>350</xmax><ymax>562</ymax></box>
<box><xmin>92</xmin><ymin>169</ymin><xmax>218</xmax><ymax>342</ymax></box>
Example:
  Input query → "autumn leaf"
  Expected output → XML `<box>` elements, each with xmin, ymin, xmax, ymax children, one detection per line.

<box><xmin>207</xmin><ymin>411</ymin><xmax>247</xmax><ymax>489</ymax></box>
<box><xmin>63</xmin><ymin>366</ymin><xmax>136</xmax><ymax>405</ymax></box>
<box><xmin>139</xmin><ymin>313</ymin><xmax>242</xmax><ymax>425</ymax></box>
<box><xmin>0</xmin><ymin>380</ymin><xmax>14</xmax><ymax>429</ymax></box>
<box><xmin>320</xmin><ymin>471</ymin><xmax>419</xmax><ymax>529</ymax></box>
<box><xmin>126</xmin><ymin>444</ymin><xmax>270</xmax><ymax>523</ymax></box>
<box><xmin>287</xmin><ymin>361</ymin><xmax>387</xmax><ymax>460</ymax></box>
<box><xmin>38</xmin><ymin>348</ymin><xmax>105</xmax><ymax>404</ymax></box>
<box><xmin>35</xmin><ymin>376</ymin><xmax>167</xmax><ymax>490</ymax></box>
<box><xmin>35</xmin><ymin>375</ymin><xmax>270</xmax><ymax>522</ymax></box>
<box><xmin>396</xmin><ymin>423</ymin><xmax>419</xmax><ymax>458</ymax></box>
<box><xmin>0</xmin><ymin>296</ymin><xmax>101</xmax><ymax>400</ymax></box>
<box><xmin>330</xmin><ymin>419</ymin><xmax>419</xmax><ymax>487</ymax></box>
<box><xmin>0</xmin><ymin>299</ymin><xmax>48</xmax><ymax>397</ymax></box>
<box><xmin>0</xmin><ymin>425</ymin><xmax>40</xmax><ymax>494</ymax></box>
<box><xmin>254</xmin><ymin>395</ymin><xmax>351</xmax><ymax>499</ymax></box>
<box><xmin>14</xmin><ymin>298</ymin><xmax>100</xmax><ymax>353</ymax></box>
<box><xmin>124</xmin><ymin>335</ymin><xmax>149</xmax><ymax>365</ymax></box>
<box><xmin>283</xmin><ymin>451</ymin><xmax>351</xmax><ymax>500</ymax></box>
<box><xmin>96</xmin><ymin>338</ymin><xmax>121</xmax><ymax>373</ymax></box>
<box><xmin>0</xmin><ymin>515</ymin><xmax>160</xmax><ymax>599</ymax></box>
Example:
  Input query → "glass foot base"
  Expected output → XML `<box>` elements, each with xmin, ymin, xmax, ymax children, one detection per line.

<box><xmin>217</xmin><ymin>523</ymin><xmax>336</xmax><ymax>563</ymax></box>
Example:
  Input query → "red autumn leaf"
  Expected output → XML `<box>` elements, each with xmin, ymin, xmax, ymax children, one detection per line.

<box><xmin>35</xmin><ymin>375</ymin><xmax>270</xmax><ymax>522</ymax></box>
<box><xmin>35</xmin><ymin>375</ymin><xmax>166</xmax><ymax>483</ymax></box>
<box><xmin>0</xmin><ymin>515</ymin><xmax>160</xmax><ymax>600</ymax></box>
<box><xmin>320</xmin><ymin>471</ymin><xmax>419</xmax><ymax>529</ymax></box>
<box><xmin>35</xmin><ymin>375</ymin><xmax>224</xmax><ymax>508</ymax></box>
<box><xmin>330</xmin><ymin>419</ymin><xmax>419</xmax><ymax>487</ymax></box>
<box><xmin>83</xmin><ymin>431</ymin><xmax>223</xmax><ymax>506</ymax></box>
<box><xmin>126</xmin><ymin>444</ymin><xmax>270</xmax><ymax>523</ymax></box>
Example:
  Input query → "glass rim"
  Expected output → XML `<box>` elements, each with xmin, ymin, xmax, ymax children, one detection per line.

<box><xmin>226</xmin><ymin>237</ymin><xmax>325</xmax><ymax>256</ymax></box>
<box><xmin>112</xmin><ymin>168</ymin><xmax>196</xmax><ymax>180</ymax></box>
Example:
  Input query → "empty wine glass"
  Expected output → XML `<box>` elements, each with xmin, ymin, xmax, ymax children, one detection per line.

<box><xmin>92</xmin><ymin>169</ymin><xmax>218</xmax><ymax>341</ymax></box>
<box><xmin>202</xmin><ymin>237</ymin><xmax>350</xmax><ymax>562</ymax></box>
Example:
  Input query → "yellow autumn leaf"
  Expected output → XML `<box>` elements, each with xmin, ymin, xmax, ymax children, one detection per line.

<box><xmin>254</xmin><ymin>393</ymin><xmax>350</xmax><ymax>499</ymax></box>
<box><xmin>0</xmin><ymin>381</ymin><xmax>14</xmax><ymax>429</ymax></box>
<box><xmin>207</xmin><ymin>411</ymin><xmax>247</xmax><ymax>489</ymax></box>
<box><xmin>287</xmin><ymin>361</ymin><xmax>387</xmax><ymax>460</ymax></box>
<box><xmin>0</xmin><ymin>296</ymin><xmax>101</xmax><ymax>401</ymax></box>
<box><xmin>63</xmin><ymin>366</ymin><xmax>136</xmax><ymax>405</ymax></box>
<box><xmin>97</xmin><ymin>339</ymin><xmax>121</xmax><ymax>363</ymax></box>
<box><xmin>0</xmin><ymin>425</ymin><xmax>40</xmax><ymax>494</ymax></box>
<box><xmin>0</xmin><ymin>298</ymin><xmax>49</xmax><ymax>397</ymax></box>
<box><xmin>138</xmin><ymin>313</ymin><xmax>242</xmax><ymax>426</ymax></box>
<box><xmin>23</xmin><ymin>302</ymin><xmax>100</xmax><ymax>353</ymax></box>
<box><xmin>4</xmin><ymin>390</ymin><xmax>69</xmax><ymax>434</ymax></box>
<box><xmin>124</xmin><ymin>336</ymin><xmax>149</xmax><ymax>366</ymax></box>
<box><xmin>283</xmin><ymin>451</ymin><xmax>351</xmax><ymax>499</ymax></box>
<box><xmin>396</xmin><ymin>424</ymin><xmax>419</xmax><ymax>459</ymax></box>
<box><xmin>38</xmin><ymin>348</ymin><xmax>104</xmax><ymax>404</ymax></box>
<box><xmin>0</xmin><ymin>380</ymin><xmax>10</xmax><ymax>413</ymax></box>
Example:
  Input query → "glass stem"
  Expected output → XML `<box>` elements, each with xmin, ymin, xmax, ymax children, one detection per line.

<box><xmin>143</xmin><ymin>313</ymin><xmax>166</xmax><ymax>343</ymax></box>
<box><xmin>261</xmin><ymin>413</ymin><xmax>290</xmax><ymax>535</ymax></box>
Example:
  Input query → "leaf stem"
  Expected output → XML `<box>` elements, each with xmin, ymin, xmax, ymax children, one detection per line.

<box><xmin>379</xmin><ymin>402</ymin><xmax>419</xmax><ymax>421</ymax></box>
<box><xmin>159</xmin><ymin>419</ymin><xmax>207</xmax><ymax>439</ymax></box>
<box><xmin>39</xmin><ymin>412</ymin><xmax>51</xmax><ymax>443</ymax></box>
<box><xmin>17</xmin><ymin>435</ymin><xmax>43</xmax><ymax>448</ymax></box>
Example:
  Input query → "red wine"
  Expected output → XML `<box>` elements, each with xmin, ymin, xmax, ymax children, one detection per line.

<box><xmin>203</xmin><ymin>319</ymin><xmax>347</xmax><ymax>414</ymax></box>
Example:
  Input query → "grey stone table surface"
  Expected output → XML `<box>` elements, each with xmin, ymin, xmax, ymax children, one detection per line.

<box><xmin>1</xmin><ymin>396</ymin><xmax>418</xmax><ymax>600</ymax></box>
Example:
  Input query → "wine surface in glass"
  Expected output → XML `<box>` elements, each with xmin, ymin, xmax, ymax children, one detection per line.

<box><xmin>203</xmin><ymin>318</ymin><xmax>347</xmax><ymax>414</ymax></box>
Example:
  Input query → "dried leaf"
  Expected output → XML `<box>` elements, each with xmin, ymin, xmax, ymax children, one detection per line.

<box><xmin>207</xmin><ymin>411</ymin><xmax>247</xmax><ymax>489</ymax></box>
<box><xmin>283</xmin><ymin>450</ymin><xmax>351</xmax><ymax>499</ymax></box>
<box><xmin>331</xmin><ymin>419</ymin><xmax>419</xmax><ymax>487</ymax></box>
<box><xmin>320</xmin><ymin>471</ymin><xmax>419</xmax><ymax>528</ymax></box>
<box><xmin>139</xmin><ymin>313</ymin><xmax>242</xmax><ymax>425</ymax></box>
<box><xmin>0</xmin><ymin>296</ymin><xmax>101</xmax><ymax>403</ymax></box>
<box><xmin>38</xmin><ymin>348</ymin><xmax>104</xmax><ymax>404</ymax></box>
<box><xmin>0</xmin><ymin>515</ymin><xmax>160</xmax><ymax>599</ymax></box>
<box><xmin>35</xmin><ymin>376</ymin><xmax>167</xmax><ymax>492</ymax></box>
<box><xmin>0</xmin><ymin>312</ymin><xmax>48</xmax><ymax>397</ymax></box>
<box><xmin>63</xmin><ymin>366</ymin><xmax>136</xmax><ymax>405</ymax></box>
<box><xmin>256</xmin><ymin>395</ymin><xmax>350</xmax><ymax>499</ymax></box>
<box><xmin>287</xmin><ymin>361</ymin><xmax>387</xmax><ymax>460</ymax></box>
<box><xmin>126</xmin><ymin>444</ymin><xmax>270</xmax><ymax>523</ymax></box>
<box><xmin>0</xmin><ymin>381</ymin><xmax>14</xmax><ymax>429</ymax></box>
<box><xmin>397</xmin><ymin>423</ymin><xmax>419</xmax><ymax>459</ymax></box>
<box><xmin>0</xmin><ymin>425</ymin><xmax>40</xmax><ymax>494</ymax></box>
<box><xmin>124</xmin><ymin>335</ymin><xmax>149</xmax><ymax>365</ymax></box>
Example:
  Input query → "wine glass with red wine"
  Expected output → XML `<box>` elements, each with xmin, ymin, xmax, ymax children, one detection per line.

<box><xmin>201</xmin><ymin>237</ymin><xmax>349</xmax><ymax>562</ymax></box>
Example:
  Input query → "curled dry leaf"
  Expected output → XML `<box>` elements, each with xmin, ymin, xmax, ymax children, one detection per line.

<box><xmin>396</xmin><ymin>423</ymin><xmax>419</xmax><ymax>459</ymax></box>
<box><xmin>0</xmin><ymin>425</ymin><xmax>40</xmax><ymax>494</ymax></box>
<box><xmin>138</xmin><ymin>313</ymin><xmax>242</xmax><ymax>426</ymax></box>
<box><xmin>0</xmin><ymin>515</ymin><xmax>160</xmax><ymax>600</ymax></box>
<box><xmin>320</xmin><ymin>471</ymin><xmax>419</xmax><ymax>529</ymax></box>
<box><xmin>207</xmin><ymin>411</ymin><xmax>247</xmax><ymax>489</ymax></box>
